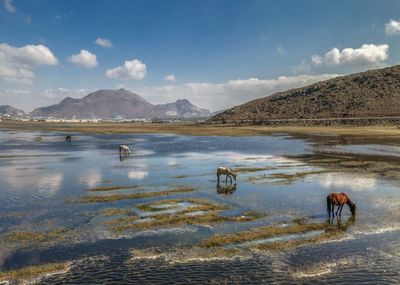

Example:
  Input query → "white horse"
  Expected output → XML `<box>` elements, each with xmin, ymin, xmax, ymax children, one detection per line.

<box><xmin>119</xmin><ymin>144</ymin><xmax>131</xmax><ymax>155</ymax></box>
<box><xmin>217</xmin><ymin>167</ymin><xmax>237</xmax><ymax>183</ymax></box>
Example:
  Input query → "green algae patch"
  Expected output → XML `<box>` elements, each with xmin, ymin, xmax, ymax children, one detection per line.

<box><xmin>87</xmin><ymin>185</ymin><xmax>138</xmax><ymax>192</ymax></box>
<box><xmin>0</xmin><ymin>262</ymin><xmax>70</xmax><ymax>284</ymax></box>
<box><xmin>4</xmin><ymin>228</ymin><xmax>67</xmax><ymax>243</ymax></box>
<box><xmin>74</xmin><ymin>188</ymin><xmax>195</xmax><ymax>203</ymax></box>
<box><xmin>106</xmin><ymin>198</ymin><xmax>264</xmax><ymax>231</ymax></box>
<box><xmin>200</xmin><ymin>222</ymin><xmax>335</xmax><ymax>248</ymax></box>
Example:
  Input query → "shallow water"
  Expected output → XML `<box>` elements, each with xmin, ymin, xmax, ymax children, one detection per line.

<box><xmin>0</xmin><ymin>131</ymin><xmax>399</xmax><ymax>284</ymax></box>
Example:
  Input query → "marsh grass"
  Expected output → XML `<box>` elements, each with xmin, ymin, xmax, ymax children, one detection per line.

<box><xmin>0</xmin><ymin>211</ymin><xmax>27</xmax><ymax>219</ymax></box>
<box><xmin>110</xmin><ymin>210</ymin><xmax>263</xmax><ymax>231</ymax></box>
<box><xmin>136</xmin><ymin>198</ymin><xmax>228</xmax><ymax>212</ymax></box>
<box><xmin>296</xmin><ymin>153</ymin><xmax>400</xmax><ymax>179</ymax></box>
<box><xmin>234</xmin><ymin>167</ymin><xmax>275</xmax><ymax>173</ymax></box>
<box><xmin>4</xmin><ymin>228</ymin><xmax>67</xmax><ymax>243</ymax></box>
<box><xmin>74</xmin><ymin>188</ymin><xmax>195</xmax><ymax>203</ymax></box>
<box><xmin>3</xmin><ymin>121</ymin><xmax>400</xmax><ymax>138</ymax></box>
<box><xmin>248</xmin><ymin>169</ymin><xmax>330</xmax><ymax>184</ymax></box>
<box><xmin>200</xmin><ymin>222</ymin><xmax>335</xmax><ymax>248</ymax></box>
<box><xmin>102</xmin><ymin>208</ymin><xmax>135</xmax><ymax>216</ymax></box>
<box><xmin>130</xmin><ymin>247</ymin><xmax>246</xmax><ymax>263</ymax></box>
<box><xmin>87</xmin><ymin>185</ymin><xmax>138</xmax><ymax>192</ymax></box>
<box><xmin>251</xmin><ymin>230</ymin><xmax>344</xmax><ymax>251</ymax></box>
<box><xmin>0</xmin><ymin>262</ymin><xmax>70</xmax><ymax>283</ymax></box>
<box><xmin>172</xmin><ymin>175</ymin><xmax>189</xmax><ymax>179</ymax></box>
<box><xmin>106</xmin><ymin>198</ymin><xmax>264</xmax><ymax>231</ymax></box>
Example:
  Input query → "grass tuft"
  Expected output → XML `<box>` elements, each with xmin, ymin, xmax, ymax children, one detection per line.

<box><xmin>0</xmin><ymin>262</ymin><xmax>70</xmax><ymax>283</ymax></box>
<box><xmin>74</xmin><ymin>188</ymin><xmax>195</xmax><ymax>203</ymax></box>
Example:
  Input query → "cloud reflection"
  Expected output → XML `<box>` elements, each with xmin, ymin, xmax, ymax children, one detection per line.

<box><xmin>319</xmin><ymin>173</ymin><xmax>376</xmax><ymax>191</ymax></box>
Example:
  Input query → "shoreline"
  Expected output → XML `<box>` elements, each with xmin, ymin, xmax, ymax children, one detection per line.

<box><xmin>1</xmin><ymin>121</ymin><xmax>400</xmax><ymax>138</ymax></box>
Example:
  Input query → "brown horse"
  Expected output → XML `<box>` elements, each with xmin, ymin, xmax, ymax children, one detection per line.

<box><xmin>327</xmin><ymin>192</ymin><xmax>356</xmax><ymax>218</ymax></box>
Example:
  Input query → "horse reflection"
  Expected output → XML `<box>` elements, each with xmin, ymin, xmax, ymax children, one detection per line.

<box><xmin>119</xmin><ymin>154</ymin><xmax>130</xmax><ymax>162</ymax></box>
<box><xmin>216</xmin><ymin>182</ymin><xmax>237</xmax><ymax>195</ymax></box>
<box><xmin>327</xmin><ymin>214</ymin><xmax>355</xmax><ymax>231</ymax></box>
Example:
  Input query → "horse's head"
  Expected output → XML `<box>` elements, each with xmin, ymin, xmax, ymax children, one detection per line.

<box><xmin>231</xmin><ymin>171</ymin><xmax>237</xmax><ymax>180</ymax></box>
<box><xmin>350</xmin><ymin>203</ymin><xmax>356</xmax><ymax>215</ymax></box>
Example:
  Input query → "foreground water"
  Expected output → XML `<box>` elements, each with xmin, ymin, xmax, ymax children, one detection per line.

<box><xmin>0</xmin><ymin>131</ymin><xmax>399</xmax><ymax>284</ymax></box>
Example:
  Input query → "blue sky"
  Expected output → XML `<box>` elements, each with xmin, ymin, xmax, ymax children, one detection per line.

<box><xmin>1</xmin><ymin>0</ymin><xmax>400</xmax><ymax>111</ymax></box>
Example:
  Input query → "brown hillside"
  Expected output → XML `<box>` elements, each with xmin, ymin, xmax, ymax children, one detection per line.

<box><xmin>211</xmin><ymin>65</ymin><xmax>400</xmax><ymax>122</ymax></box>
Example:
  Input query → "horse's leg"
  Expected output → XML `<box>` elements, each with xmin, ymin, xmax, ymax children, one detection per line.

<box><xmin>336</xmin><ymin>205</ymin><xmax>340</xmax><ymax>216</ymax></box>
<box><xmin>339</xmin><ymin>204</ymin><xmax>344</xmax><ymax>216</ymax></box>
<box><xmin>332</xmin><ymin>205</ymin><xmax>335</xmax><ymax>217</ymax></box>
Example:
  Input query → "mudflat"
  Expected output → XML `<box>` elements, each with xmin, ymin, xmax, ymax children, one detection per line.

<box><xmin>1</xmin><ymin>121</ymin><xmax>400</xmax><ymax>138</ymax></box>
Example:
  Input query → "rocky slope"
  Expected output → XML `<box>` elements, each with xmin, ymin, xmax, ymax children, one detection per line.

<box><xmin>210</xmin><ymin>65</ymin><xmax>400</xmax><ymax>122</ymax></box>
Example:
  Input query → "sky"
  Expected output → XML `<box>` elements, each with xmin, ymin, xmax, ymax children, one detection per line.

<box><xmin>1</xmin><ymin>0</ymin><xmax>400</xmax><ymax>112</ymax></box>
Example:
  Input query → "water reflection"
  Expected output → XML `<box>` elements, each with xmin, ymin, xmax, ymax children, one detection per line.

<box><xmin>128</xmin><ymin>170</ymin><xmax>149</xmax><ymax>180</ymax></box>
<box><xmin>327</xmin><ymin>215</ymin><xmax>356</xmax><ymax>231</ymax></box>
<box><xmin>79</xmin><ymin>169</ymin><xmax>102</xmax><ymax>188</ymax></box>
<box><xmin>1</xmin><ymin>131</ymin><xmax>400</xmax><ymax>284</ymax></box>
<box><xmin>319</xmin><ymin>173</ymin><xmax>376</xmax><ymax>191</ymax></box>
<box><xmin>216</xmin><ymin>182</ymin><xmax>237</xmax><ymax>196</ymax></box>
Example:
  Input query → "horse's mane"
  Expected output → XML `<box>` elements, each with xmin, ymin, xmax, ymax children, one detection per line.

<box><xmin>346</xmin><ymin>195</ymin><xmax>355</xmax><ymax>207</ymax></box>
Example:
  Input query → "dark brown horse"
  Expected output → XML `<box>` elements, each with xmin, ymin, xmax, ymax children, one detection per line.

<box><xmin>66</xmin><ymin>135</ymin><xmax>72</xmax><ymax>142</ymax></box>
<box><xmin>327</xmin><ymin>192</ymin><xmax>356</xmax><ymax>218</ymax></box>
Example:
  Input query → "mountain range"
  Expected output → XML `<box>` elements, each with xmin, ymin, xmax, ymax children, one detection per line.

<box><xmin>29</xmin><ymin>89</ymin><xmax>211</xmax><ymax>119</ymax></box>
<box><xmin>210</xmin><ymin>64</ymin><xmax>400</xmax><ymax>122</ymax></box>
<box><xmin>0</xmin><ymin>105</ymin><xmax>26</xmax><ymax>117</ymax></box>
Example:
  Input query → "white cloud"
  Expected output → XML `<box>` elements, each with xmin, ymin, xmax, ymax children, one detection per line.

<box><xmin>3</xmin><ymin>0</ymin><xmax>15</xmax><ymax>13</ymax></box>
<box><xmin>94</xmin><ymin>37</ymin><xmax>113</xmax><ymax>48</ymax></box>
<box><xmin>133</xmin><ymin>73</ymin><xmax>339</xmax><ymax>111</ymax></box>
<box><xmin>106</xmin><ymin>59</ymin><xmax>147</xmax><ymax>80</ymax></box>
<box><xmin>68</xmin><ymin>49</ymin><xmax>98</xmax><ymax>68</ymax></box>
<box><xmin>164</xmin><ymin>74</ymin><xmax>176</xmax><ymax>82</ymax></box>
<box><xmin>311</xmin><ymin>44</ymin><xmax>389</xmax><ymax>67</ymax></box>
<box><xmin>25</xmin><ymin>15</ymin><xmax>32</xmax><ymax>23</ymax></box>
<box><xmin>385</xmin><ymin>19</ymin><xmax>400</xmax><ymax>35</ymax></box>
<box><xmin>1</xmin><ymin>89</ymin><xmax>31</xmax><ymax>96</ymax></box>
<box><xmin>0</xmin><ymin>43</ymin><xmax>58</xmax><ymax>83</ymax></box>
<box><xmin>43</xmin><ymin>88</ymin><xmax>90</xmax><ymax>99</ymax></box>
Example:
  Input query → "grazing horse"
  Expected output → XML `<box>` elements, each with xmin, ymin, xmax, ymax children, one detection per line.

<box><xmin>65</xmin><ymin>135</ymin><xmax>72</xmax><ymax>142</ymax></box>
<box><xmin>216</xmin><ymin>182</ymin><xmax>237</xmax><ymax>195</ymax></box>
<box><xmin>327</xmin><ymin>192</ymin><xmax>356</xmax><ymax>218</ymax></box>
<box><xmin>119</xmin><ymin>144</ymin><xmax>131</xmax><ymax>155</ymax></box>
<box><xmin>217</xmin><ymin>167</ymin><xmax>237</xmax><ymax>183</ymax></box>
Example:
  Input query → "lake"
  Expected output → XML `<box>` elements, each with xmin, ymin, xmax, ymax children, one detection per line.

<box><xmin>0</xmin><ymin>130</ymin><xmax>399</xmax><ymax>284</ymax></box>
